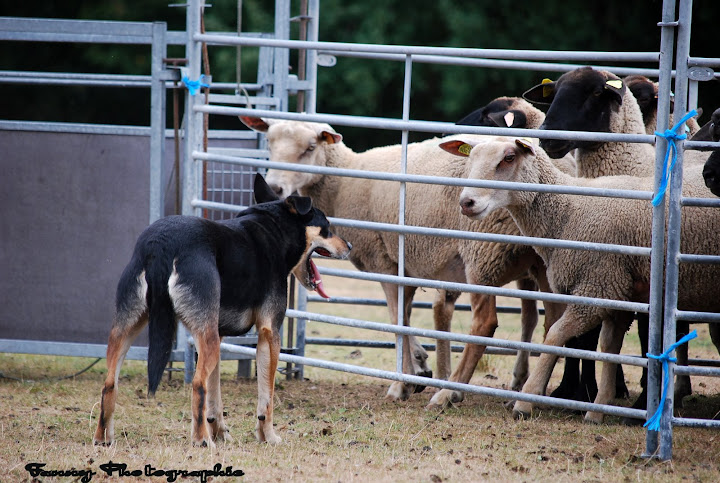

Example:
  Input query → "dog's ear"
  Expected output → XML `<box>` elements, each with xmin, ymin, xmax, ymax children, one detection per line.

<box><xmin>285</xmin><ymin>195</ymin><xmax>313</xmax><ymax>216</ymax></box>
<box><xmin>253</xmin><ymin>174</ymin><xmax>279</xmax><ymax>204</ymax></box>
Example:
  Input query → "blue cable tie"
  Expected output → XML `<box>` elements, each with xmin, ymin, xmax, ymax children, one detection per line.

<box><xmin>182</xmin><ymin>74</ymin><xmax>210</xmax><ymax>96</ymax></box>
<box><xmin>651</xmin><ymin>109</ymin><xmax>698</xmax><ymax>206</ymax></box>
<box><xmin>643</xmin><ymin>329</ymin><xmax>698</xmax><ymax>431</ymax></box>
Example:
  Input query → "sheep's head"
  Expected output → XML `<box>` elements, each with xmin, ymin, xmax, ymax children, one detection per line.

<box><xmin>239</xmin><ymin>116</ymin><xmax>342</xmax><ymax>199</ymax></box>
<box><xmin>439</xmin><ymin>137</ymin><xmax>537</xmax><ymax>220</ymax></box>
<box><xmin>523</xmin><ymin>66</ymin><xmax>626</xmax><ymax>158</ymax></box>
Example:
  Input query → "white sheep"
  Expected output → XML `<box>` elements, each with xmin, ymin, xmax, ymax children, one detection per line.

<box><xmin>442</xmin><ymin>135</ymin><xmax>720</xmax><ymax>423</ymax></box>
<box><xmin>523</xmin><ymin>66</ymin><xmax>710</xmax><ymax>417</ymax></box>
<box><xmin>240</xmin><ymin>116</ymin><xmax>565</xmax><ymax>406</ymax></box>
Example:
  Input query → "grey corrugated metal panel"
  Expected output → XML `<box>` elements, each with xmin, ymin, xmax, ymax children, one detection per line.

<box><xmin>195</xmin><ymin>33</ymin><xmax>659</xmax><ymax>64</ymax></box>
<box><xmin>218</xmin><ymin>341</ymin><xmax>648</xmax><ymax>420</ymax></box>
<box><xmin>675</xmin><ymin>309</ymin><xmax>720</xmax><ymax>323</ymax></box>
<box><xmin>672</xmin><ymin>418</ymin><xmax>720</xmax><ymax>429</ymax></box>
<box><xmin>288</xmin><ymin>309</ymin><xmax>648</xmax><ymax>365</ymax></box>
<box><xmin>196</xmin><ymin>105</ymin><xmax>657</xmax><ymax>145</ymax></box>
<box><xmin>193</xmin><ymin>150</ymin><xmax>655</xmax><ymax>200</ymax></box>
<box><xmin>312</xmin><ymin>266</ymin><xmax>650</xmax><ymax>313</ymax></box>
<box><xmin>319</xmin><ymin>50</ymin><xmax>666</xmax><ymax>78</ymax></box>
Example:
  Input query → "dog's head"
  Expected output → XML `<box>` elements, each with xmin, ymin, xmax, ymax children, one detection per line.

<box><xmin>254</xmin><ymin>174</ymin><xmax>352</xmax><ymax>298</ymax></box>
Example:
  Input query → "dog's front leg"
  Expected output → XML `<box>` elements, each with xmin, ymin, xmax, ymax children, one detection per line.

<box><xmin>255</xmin><ymin>321</ymin><xmax>281</xmax><ymax>444</ymax></box>
<box><xmin>191</xmin><ymin>328</ymin><xmax>221</xmax><ymax>448</ymax></box>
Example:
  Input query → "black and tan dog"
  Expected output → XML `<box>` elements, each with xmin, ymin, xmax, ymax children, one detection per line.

<box><xmin>93</xmin><ymin>174</ymin><xmax>351</xmax><ymax>447</ymax></box>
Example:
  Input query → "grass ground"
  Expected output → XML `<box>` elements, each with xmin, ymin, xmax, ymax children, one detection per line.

<box><xmin>1</xmin><ymin>259</ymin><xmax>719</xmax><ymax>482</ymax></box>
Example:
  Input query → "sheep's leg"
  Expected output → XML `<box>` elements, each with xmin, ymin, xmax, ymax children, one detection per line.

<box><xmin>550</xmin><ymin>327</ymin><xmax>599</xmax><ymax>402</ymax></box>
<box><xmin>432</xmin><ymin>289</ymin><xmax>461</xmax><ymax>382</ymax></box>
<box><xmin>710</xmin><ymin>323</ymin><xmax>720</xmax><ymax>355</ymax></box>
<box><xmin>674</xmin><ymin>321</ymin><xmax>691</xmax><ymax>408</ymax></box>
<box><xmin>511</xmin><ymin>278</ymin><xmax>539</xmax><ymax>393</ymax></box>
<box><xmin>513</xmin><ymin>307</ymin><xmax>598</xmax><ymax>420</ymax></box>
<box><xmin>585</xmin><ymin>315</ymin><xmax>632</xmax><ymax>424</ymax></box>
<box><xmin>427</xmin><ymin>292</ymin><xmax>497</xmax><ymax>409</ymax></box>
<box><xmin>384</xmin><ymin>283</ymin><xmax>429</xmax><ymax>401</ymax></box>
<box><xmin>623</xmin><ymin>313</ymin><xmax>650</xmax><ymax>426</ymax></box>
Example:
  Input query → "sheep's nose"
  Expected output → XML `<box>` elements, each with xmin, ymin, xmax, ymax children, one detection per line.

<box><xmin>460</xmin><ymin>197</ymin><xmax>475</xmax><ymax>210</ymax></box>
<box><xmin>270</xmin><ymin>184</ymin><xmax>284</xmax><ymax>197</ymax></box>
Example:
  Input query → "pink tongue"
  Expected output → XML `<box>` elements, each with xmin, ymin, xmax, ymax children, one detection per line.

<box><xmin>310</xmin><ymin>259</ymin><xmax>330</xmax><ymax>298</ymax></box>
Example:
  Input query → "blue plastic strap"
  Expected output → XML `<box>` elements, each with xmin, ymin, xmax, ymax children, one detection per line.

<box><xmin>651</xmin><ymin>109</ymin><xmax>698</xmax><ymax>206</ymax></box>
<box><xmin>182</xmin><ymin>74</ymin><xmax>210</xmax><ymax>96</ymax></box>
<box><xmin>643</xmin><ymin>330</ymin><xmax>698</xmax><ymax>431</ymax></box>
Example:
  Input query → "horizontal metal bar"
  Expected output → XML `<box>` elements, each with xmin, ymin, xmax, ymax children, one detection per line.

<box><xmin>288</xmin><ymin>309</ymin><xmax>648</xmax><ymax>366</ymax></box>
<box><xmin>677</xmin><ymin>254</ymin><xmax>720</xmax><ymax>265</ymax></box>
<box><xmin>218</xmin><ymin>342</ymin><xmax>647</xmax><ymax>419</ymax></box>
<box><xmin>672</xmin><ymin>418</ymin><xmax>720</xmax><ymax>428</ymax></box>
<box><xmin>0</xmin><ymin>120</ymin><xmax>152</xmax><ymax>136</ymax></box>
<box><xmin>305</xmin><ymin>295</ymin><xmax>540</xmax><ymax>315</ymax></box>
<box><xmin>673</xmin><ymin>365</ymin><xmax>720</xmax><ymax>377</ymax></box>
<box><xmin>318</xmin><ymin>50</ymin><xmax>665</xmax><ymax>78</ymax></box>
<box><xmin>680</xmin><ymin>197</ymin><xmax>720</xmax><ymax>208</ymax></box>
<box><xmin>192</xmin><ymin>151</ymin><xmax>654</xmax><ymax>200</ymax></box>
<box><xmin>687</xmin><ymin>57</ymin><xmax>720</xmax><ymax>68</ymax></box>
<box><xmin>307</xmin><ymin>337</ymin><xmax>468</xmax><ymax>353</ymax></box>
<box><xmin>675</xmin><ymin>309</ymin><xmax>720</xmax><ymax>323</ymax></box>
<box><xmin>197</xmin><ymin>105</ymin><xmax>657</xmax><ymax>145</ymax></box>
<box><xmin>0</xmin><ymin>17</ymin><xmax>157</xmax><ymax>44</ymax></box>
<box><xmin>0</xmin><ymin>339</ymin><xmax>182</xmax><ymax>362</ymax></box>
<box><xmin>194</xmin><ymin>33</ymin><xmax>659</xmax><ymax>64</ymax></box>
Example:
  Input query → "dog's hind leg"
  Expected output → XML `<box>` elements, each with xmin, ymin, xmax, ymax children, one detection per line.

<box><xmin>189</xmin><ymin>327</ymin><xmax>221</xmax><ymax>448</ymax></box>
<box><xmin>255</xmin><ymin>316</ymin><xmax>282</xmax><ymax>444</ymax></box>
<box><xmin>206</xmin><ymin>352</ymin><xmax>231</xmax><ymax>443</ymax></box>
<box><xmin>94</xmin><ymin>269</ymin><xmax>149</xmax><ymax>446</ymax></box>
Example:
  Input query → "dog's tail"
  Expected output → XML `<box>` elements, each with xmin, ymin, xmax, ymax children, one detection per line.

<box><xmin>146</xmin><ymin>258</ymin><xmax>177</xmax><ymax>397</ymax></box>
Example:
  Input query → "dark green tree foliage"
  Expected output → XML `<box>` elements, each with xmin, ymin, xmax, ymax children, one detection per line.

<box><xmin>2</xmin><ymin>1</ymin><xmax>719</xmax><ymax>149</ymax></box>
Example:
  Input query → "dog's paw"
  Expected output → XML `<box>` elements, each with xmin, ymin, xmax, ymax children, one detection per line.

<box><xmin>192</xmin><ymin>437</ymin><xmax>217</xmax><ymax>449</ymax></box>
<box><xmin>92</xmin><ymin>438</ymin><xmax>113</xmax><ymax>447</ymax></box>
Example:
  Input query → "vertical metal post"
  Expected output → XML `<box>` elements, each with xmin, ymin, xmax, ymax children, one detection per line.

<box><xmin>305</xmin><ymin>0</ymin><xmax>320</xmax><ymax>114</ymax></box>
<box><xmin>273</xmin><ymin>0</ymin><xmax>290</xmax><ymax>112</ymax></box>
<box><xmin>645</xmin><ymin>0</ymin><xmax>677</xmax><ymax>457</ymax></box>
<box><xmin>396</xmin><ymin>55</ymin><xmax>412</xmax><ymax>375</ymax></box>
<box><xmin>183</xmin><ymin>0</ymin><xmax>204</xmax><ymax>217</ymax></box>
<box><xmin>659</xmin><ymin>0</ymin><xmax>694</xmax><ymax>461</ymax></box>
<box><xmin>149</xmin><ymin>21</ymin><xmax>167</xmax><ymax>224</ymax></box>
<box><xmin>296</xmin><ymin>285</ymin><xmax>308</xmax><ymax>379</ymax></box>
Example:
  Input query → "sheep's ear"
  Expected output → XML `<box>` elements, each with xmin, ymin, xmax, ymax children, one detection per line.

<box><xmin>690</xmin><ymin>119</ymin><xmax>715</xmax><ymax>142</ymax></box>
<box><xmin>604</xmin><ymin>79</ymin><xmax>626</xmax><ymax>105</ymax></box>
<box><xmin>253</xmin><ymin>173</ymin><xmax>278</xmax><ymax>203</ymax></box>
<box><xmin>488</xmin><ymin>110</ymin><xmax>528</xmax><ymax>128</ymax></box>
<box><xmin>439</xmin><ymin>140</ymin><xmax>475</xmax><ymax>157</ymax></box>
<box><xmin>523</xmin><ymin>78</ymin><xmax>556</xmax><ymax>105</ymax></box>
<box><xmin>239</xmin><ymin>116</ymin><xmax>271</xmax><ymax>132</ymax></box>
<box><xmin>320</xmin><ymin>130</ymin><xmax>342</xmax><ymax>144</ymax></box>
<box><xmin>285</xmin><ymin>195</ymin><xmax>313</xmax><ymax>216</ymax></box>
<box><xmin>514</xmin><ymin>138</ymin><xmax>536</xmax><ymax>156</ymax></box>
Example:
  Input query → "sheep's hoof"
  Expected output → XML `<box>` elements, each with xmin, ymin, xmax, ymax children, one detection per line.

<box><xmin>584</xmin><ymin>411</ymin><xmax>604</xmax><ymax>424</ymax></box>
<box><xmin>512</xmin><ymin>409</ymin><xmax>531</xmax><ymax>420</ymax></box>
<box><xmin>503</xmin><ymin>399</ymin><xmax>517</xmax><ymax>410</ymax></box>
<box><xmin>385</xmin><ymin>382</ymin><xmax>412</xmax><ymax>401</ymax></box>
<box><xmin>426</xmin><ymin>389</ymin><xmax>463</xmax><ymax>410</ymax></box>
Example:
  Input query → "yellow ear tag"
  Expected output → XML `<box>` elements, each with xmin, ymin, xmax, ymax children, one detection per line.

<box><xmin>517</xmin><ymin>138</ymin><xmax>533</xmax><ymax>149</ymax></box>
<box><xmin>542</xmin><ymin>78</ymin><xmax>554</xmax><ymax>98</ymax></box>
<box><xmin>606</xmin><ymin>79</ymin><xmax>623</xmax><ymax>89</ymax></box>
<box><xmin>458</xmin><ymin>143</ymin><xmax>473</xmax><ymax>156</ymax></box>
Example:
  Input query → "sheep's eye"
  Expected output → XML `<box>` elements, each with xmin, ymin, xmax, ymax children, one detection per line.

<box><xmin>306</xmin><ymin>144</ymin><xmax>316</xmax><ymax>153</ymax></box>
<box><xmin>503</xmin><ymin>153</ymin><xmax>515</xmax><ymax>163</ymax></box>
<box><xmin>593</xmin><ymin>88</ymin><xmax>603</xmax><ymax>97</ymax></box>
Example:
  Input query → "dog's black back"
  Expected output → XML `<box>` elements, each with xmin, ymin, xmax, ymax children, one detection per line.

<box><xmin>114</xmin><ymin>176</ymin><xmax>331</xmax><ymax>394</ymax></box>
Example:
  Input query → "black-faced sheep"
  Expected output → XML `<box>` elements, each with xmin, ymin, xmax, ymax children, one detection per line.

<box><xmin>692</xmin><ymin>107</ymin><xmax>720</xmax><ymax>197</ymax></box>
<box><xmin>523</xmin><ymin>66</ymin><xmax>711</xmax><ymax>418</ymax></box>
<box><xmin>442</xmin><ymin>135</ymin><xmax>720</xmax><ymax>423</ymax></box>
<box><xmin>240</xmin><ymin>116</ymin><xmax>565</xmax><ymax>407</ymax></box>
<box><xmin>456</xmin><ymin>96</ymin><xmax>546</xmax><ymax>130</ymax></box>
